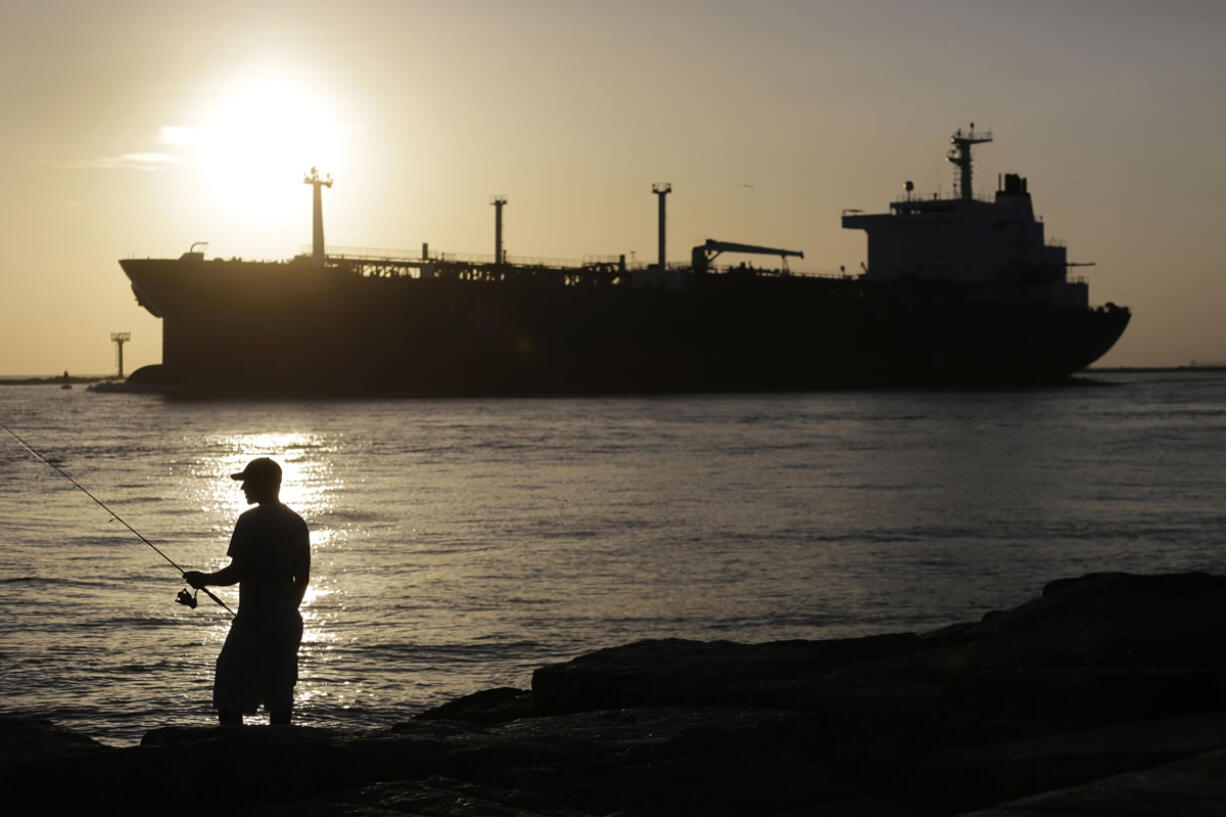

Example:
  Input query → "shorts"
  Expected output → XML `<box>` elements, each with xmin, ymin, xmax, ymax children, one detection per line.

<box><xmin>212</xmin><ymin>613</ymin><xmax>304</xmax><ymax>714</ymax></box>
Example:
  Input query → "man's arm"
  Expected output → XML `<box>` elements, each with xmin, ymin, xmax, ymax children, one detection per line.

<box><xmin>293</xmin><ymin>522</ymin><xmax>311</xmax><ymax>608</ymax></box>
<box><xmin>184</xmin><ymin>558</ymin><xmax>246</xmax><ymax>589</ymax></box>
<box><xmin>293</xmin><ymin>565</ymin><xmax>310</xmax><ymax>607</ymax></box>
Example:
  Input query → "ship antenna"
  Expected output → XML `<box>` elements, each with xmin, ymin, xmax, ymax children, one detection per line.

<box><xmin>304</xmin><ymin>167</ymin><xmax>333</xmax><ymax>267</ymax></box>
<box><xmin>947</xmin><ymin>123</ymin><xmax>992</xmax><ymax>201</ymax></box>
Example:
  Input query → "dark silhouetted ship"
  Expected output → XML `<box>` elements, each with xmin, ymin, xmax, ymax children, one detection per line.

<box><xmin>120</xmin><ymin>127</ymin><xmax>1129</xmax><ymax>396</ymax></box>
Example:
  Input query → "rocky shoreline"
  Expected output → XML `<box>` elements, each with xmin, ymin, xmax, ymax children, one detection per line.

<box><xmin>5</xmin><ymin>572</ymin><xmax>1226</xmax><ymax>816</ymax></box>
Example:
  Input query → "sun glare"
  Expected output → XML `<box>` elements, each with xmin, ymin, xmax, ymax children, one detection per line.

<box><xmin>178</xmin><ymin>73</ymin><xmax>349</xmax><ymax>233</ymax></box>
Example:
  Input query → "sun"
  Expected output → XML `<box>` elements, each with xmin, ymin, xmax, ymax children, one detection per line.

<box><xmin>171</xmin><ymin>71</ymin><xmax>351</xmax><ymax>240</ymax></box>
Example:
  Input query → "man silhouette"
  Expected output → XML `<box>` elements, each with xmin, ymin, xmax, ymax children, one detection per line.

<box><xmin>185</xmin><ymin>457</ymin><xmax>310</xmax><ymax>725</ymax></box>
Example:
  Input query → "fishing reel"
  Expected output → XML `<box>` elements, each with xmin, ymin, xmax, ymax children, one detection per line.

<box><xmin>176</xmin><ymin>587</ymin><xmax>199</xmax><ymax>609</ymax></box>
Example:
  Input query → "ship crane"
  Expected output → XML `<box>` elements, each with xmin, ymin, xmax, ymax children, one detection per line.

<box><xmin>691</xmin><ymin>239</ymin><xmax>804</xmax><ymax>275</ymax></box>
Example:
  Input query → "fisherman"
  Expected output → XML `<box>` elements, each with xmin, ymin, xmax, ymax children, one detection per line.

<box><xmin>184</xmin><ymin>457</ymin><xmax>310</xmax><ymax>726</ymax></box>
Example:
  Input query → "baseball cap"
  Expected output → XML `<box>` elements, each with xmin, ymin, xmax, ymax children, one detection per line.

<box><xmin>230</xmin><ymin>457</ymin><xmax>282</xmax><ymax>483</ymax></box>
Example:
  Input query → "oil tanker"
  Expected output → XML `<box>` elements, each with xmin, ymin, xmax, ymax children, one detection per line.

<box><xmin>119</xmin><ymin>126</ymin><xmax>1129</xmax><ymax>396</ymax></box>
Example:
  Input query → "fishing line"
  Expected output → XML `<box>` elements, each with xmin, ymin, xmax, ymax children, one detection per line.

<box><xmin>1</xmin><ymin>420</ymin><xmax>235</xmax><ymax>617</ymax></box>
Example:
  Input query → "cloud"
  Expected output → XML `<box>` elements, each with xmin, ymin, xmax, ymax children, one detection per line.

<box><xmin>120</xmin><ymin>152</ymin><xmax>183</xmax><ymax>166</ymax></box>
<box><xmin>39</xmin><ymin>152</ymin><xmax>184</xmax><ymax>171</ymax></box>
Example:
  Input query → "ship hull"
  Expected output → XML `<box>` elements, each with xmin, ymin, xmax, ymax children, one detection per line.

<box><xmin>122</xmin><ymin>258</ymin><xmax>1130</xmax><ymax>397</ymax></box>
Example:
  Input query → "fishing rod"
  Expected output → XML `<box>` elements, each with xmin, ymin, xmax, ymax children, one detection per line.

<box><xmin>1</xmin><ymin>421</ymin><xmax>235</xmax><ymax>617</ymax></box>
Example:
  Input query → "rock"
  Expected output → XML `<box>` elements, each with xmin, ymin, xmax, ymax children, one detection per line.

<box><xmin>0</xmin><ymin>716</ymin><xmax>109</xmax><ymax>772</ymax></box>
<box><xmin>410</xmin><ymin>687</ymin><xmax>535</xmax><ymax>725</ymax></box>
<box><xmin>1</xmin><ymin>725</ymin><xmax>451</xmax><ymax>814</ymax></box>
<box><xmin>7</xmin><ymin>572</ymin><xmax>1226</xmax><ymax>816</ymax></box>
<box><xmin>918</xmin><ymin>571</ymin><xmax>1226</xmax><ymax>671</ymax></box>
<box><xmin>916</xmin><ymin>712</ymin><xmax>1226</xmax><ymax>814</ymax></box>
<box><xmin>532</xmin><ymin>633</ymin><xmax>923</xmax><ymax>713</ymax></box>
<box><xmin>954</xmin><ymin>749</ymin><xmax>1226</xmax><ymax>817</ymax></box>
<box><xmin>526</xmin><ymin>571</ymin><xmax>1226</xmax><ymax>812</ymax></box>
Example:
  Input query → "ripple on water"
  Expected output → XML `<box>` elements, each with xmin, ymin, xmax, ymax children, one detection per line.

<box><xmin>2</xmin><ymin>374</ymin><xmax>1226</xmax><ymax>744</ymax></box>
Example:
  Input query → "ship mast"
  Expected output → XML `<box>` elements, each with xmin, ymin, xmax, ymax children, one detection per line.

<box><xmin>652</xmin><ymin>182</ymin><xmax>671</xmax><ymax>270</ymax></box>
<box><xmin>947</xmin><ymin>124</ymin><xmax>992</xmax><ymax>201</ymax></box>
<box><xmin>491</xmin><ymin>195</ymin><xmax>508</xmax><ymax>264</ymax></box>
<box><xmin>304</xmin><ymin>167</ymin><xmax>333</xmax><ymax>267</ymax></box>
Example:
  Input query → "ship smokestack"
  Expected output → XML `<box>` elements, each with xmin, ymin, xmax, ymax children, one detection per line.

<box><xmin>491</xmin><ymin>195</ymin><xmax>508</xmax><ymax>264</ymax></box>
<box><xmin>304</xmin><ymin>167</ymin><xmax>333</xmax><ymax>267</ymax></box>
<box><xmin>652</xmin><ymin>182</ymin><xmax>671</xmax><ymax>270</ymax></box>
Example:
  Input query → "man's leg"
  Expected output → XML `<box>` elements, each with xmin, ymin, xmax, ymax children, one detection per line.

<box><xmin>218</xmin><ymin>710</ymin><xmax>242</xmax><ymax>726</ymax></box>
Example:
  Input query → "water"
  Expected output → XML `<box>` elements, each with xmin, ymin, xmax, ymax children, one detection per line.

<box><xmin>1</xmin><ymin>371</ymin><xmax>1223</xmax><ymax>746</ymax></box>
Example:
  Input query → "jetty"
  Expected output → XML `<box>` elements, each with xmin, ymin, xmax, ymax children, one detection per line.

<box><xmin>4</xmin><ymin>572</ymin><xmax>1225</xmax><ymax>815</ymax></box>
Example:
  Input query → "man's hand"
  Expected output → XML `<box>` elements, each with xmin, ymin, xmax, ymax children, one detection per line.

<box><xmin>183</xmin><ymin>571</ymin><xmax>207</xmax><ymax>589</ymax></box>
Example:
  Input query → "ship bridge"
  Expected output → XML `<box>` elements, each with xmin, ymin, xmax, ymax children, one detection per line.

<box><xmin>842</xmin><ymin>127</ymin><xmax>1071</xmax><ymax>292</ymax></box>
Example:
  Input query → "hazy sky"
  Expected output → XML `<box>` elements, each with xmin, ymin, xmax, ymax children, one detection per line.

<box><xmin>2</xmin><ymin>0</ymin><xmax>1223</xmax><ymax>373</ymax></box>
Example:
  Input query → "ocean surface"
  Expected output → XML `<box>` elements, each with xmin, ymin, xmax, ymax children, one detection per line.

<box><xmin>1</xmin><ymin>371</ymin><xmax>1223</xmax><ymax>746</ymax></box>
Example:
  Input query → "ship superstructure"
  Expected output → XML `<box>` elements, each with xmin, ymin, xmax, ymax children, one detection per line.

<box><xmin>119</xmin><ymin>126</ymin><xmax>1129</xmax><ymax>396</ymax></box>
<box><xmin>843</xmin><ymin>125</ymin><xmax>1085</xmax><ymax>307</ymax></box>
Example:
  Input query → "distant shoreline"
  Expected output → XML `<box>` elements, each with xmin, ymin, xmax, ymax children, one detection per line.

<box><xmin>0</xmin><ymin>375</ymin><xmax>113</xmax><ymax>386</ymax></box>
<box><xmin>1</xmin><ymin>365</ymin><xmax>1222</xmax><ymax>387</ymax></box>
<box><xmin>1089</xmin><ymin>365</ymin><xmax>1226</xmax><ymax>374</ymax></box>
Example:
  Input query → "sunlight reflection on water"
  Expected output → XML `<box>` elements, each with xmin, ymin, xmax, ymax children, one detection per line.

<box><xmin>193</xmin><ymin>431</ymin><xmax>345</xmax><ymax>712</ymax></box>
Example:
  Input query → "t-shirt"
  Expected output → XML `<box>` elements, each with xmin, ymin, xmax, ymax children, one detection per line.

<box><xmin>227</xmin><ymin>502</ymin><xmax>310</xmax><ymax>622</ymax></box>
